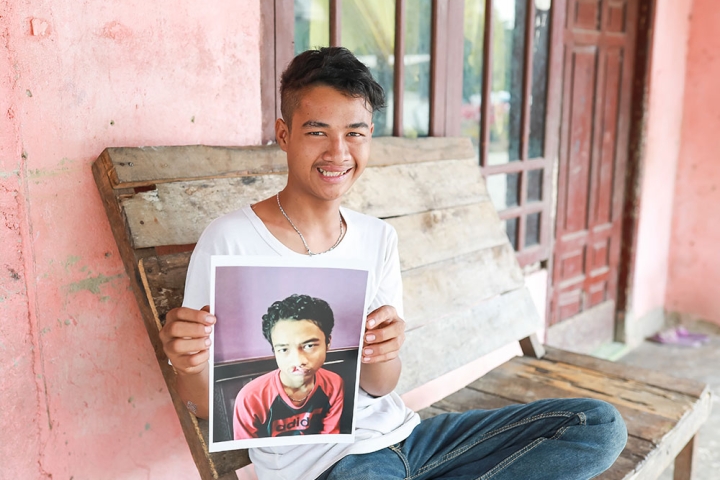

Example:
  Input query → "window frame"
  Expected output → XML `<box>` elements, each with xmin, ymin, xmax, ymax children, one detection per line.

<box><xmin>262</xmin><ymin>0</ymin><xmax>562</xmax><ymax>267</ymax></box>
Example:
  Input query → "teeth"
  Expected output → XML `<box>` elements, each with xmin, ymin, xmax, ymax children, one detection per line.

<box><xmin>318</xmin><ymin>168</ymin><xmax>348</xmax><ymax>177</ymax></box>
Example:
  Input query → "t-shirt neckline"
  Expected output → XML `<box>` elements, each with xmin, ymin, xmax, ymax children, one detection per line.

<box><xmin>242</xmin><ymin>204</ymin><xmax>350</xmax><ymax>257</ymax></box>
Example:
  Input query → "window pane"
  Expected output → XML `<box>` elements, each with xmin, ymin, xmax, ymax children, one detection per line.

<box><xmin>527</xmin><ymin>168</ymin><xmax>543</xmax><ymax>202</ymax></box>
<box><xmin>294</xmin><ymin>0</ymin><xmax>330</xmax><ymax>55</ymax></box>
<box><xmin>525</xmin><ymin>212</ymin><xmax>541</xmax><ymax>247</ymax></box>
<box><xmin>504</xmin><ymin>217</ymin><xmax>519</xmax><ymax>250</ymax></box>
<box><xmin>403</xmin><ymin>0</ymin><xmax>432</xmax><ymax>137</ymax></box>
<box><xmin>461</xmin><ymin>0</ymin><xmax>486</xmax><ymax>156</ymax></box>
<box><xmin>487</xmin><ymin>0</ymin><xmax>526</xmax><ymax>165</ymax></box>
<box><xmin>342</xmin><ymin>0</ymin><xmax>396</xmax><ymax>137</ymax></box>
<box><xmin>487</xmin><ymin>172</ymin><xmax>519</xmax><ymax>210</ymax></box>
<box><xmin>528</xmin><ymin>0</ymin><xmax>552</xmax><ymax>158</ymax></box>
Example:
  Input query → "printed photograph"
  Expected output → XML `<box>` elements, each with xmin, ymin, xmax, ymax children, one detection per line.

<box><xmin>208</xmin><ymin>256</ymin><xmax>370</xmax><ymax>452</ymax></box>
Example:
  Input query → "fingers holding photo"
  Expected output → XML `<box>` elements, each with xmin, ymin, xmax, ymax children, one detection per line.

<box><xmin>160</xmin><ymin>306</ymin><xmax>215</xmax><ymax>375</ymax></box>
<box><xmin>362</xmin><ymin>305</ymin><xmax>405</xmax><ymax>363</ymax></box>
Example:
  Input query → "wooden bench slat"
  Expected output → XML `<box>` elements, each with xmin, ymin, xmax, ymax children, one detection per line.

<box><xmin>542</xmin><ymin>347</ymin><xmax>708</xmax><ymax>398</ymax></box>
<box><xmin>403</xmin><ymin>243</ymin><xmax>524</xmax><ymax>329</ymax></box>
<box><xmin>470</xmin><ymin>358</ymin><xmax>686</xmax><ymax>444</ymax></box>
<box><xmin>622</xmin><ymin>390</ymin><xmax>711</xmax><ymax>480</ymax></box>
<box><xmin>497</xmin><ymin>356</ymin><xmax>696</xmax><ymax>422</ymax></box>
<box><xmin>140</xmin><ymin>254</ymin><xmax>191</xmax><ymax>324</ymax></box>
<box><xmin>121</xmin><ymin>158</ymin><xmax>488</xmax><ymax>249</ymax></box>
<box><xmin>104</xmin><ymin>137</ymin><xmax>476</xmax><ymax>188</ymax></box>
<box><xmin>344</xmin><ymin>158</ymin><xmax>488</xmax><ymax>218</ymax></box>
<box><xmin>432</xmin><ymin>385</ymin><xmax>519</xmax><ymax>412</ymax></box>
<box><xmin>398</xmin><ymin>287</ymin><xmax>539</xmax><ymax>394</ymax></box>
<box><xmin>389</xmin><ymin>202</ymin><xmax>508</xmax><ymax>271</ymax></box>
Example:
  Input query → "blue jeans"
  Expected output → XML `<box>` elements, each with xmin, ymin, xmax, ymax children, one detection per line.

<box><xmin>317</xmin><ymin>398</ymin><xmax>627</xmax><ymax>480</ymax></box>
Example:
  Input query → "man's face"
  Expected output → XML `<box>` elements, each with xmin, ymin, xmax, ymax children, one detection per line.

<box><xmin>276</xmin><ymin>84</ymin><xmax>374</xmax><ymax>203</ymax></box>
<box><xmin>271</xmin><ymin>319</ymin><xmax>329</xmax><ymax>389</ymax></box>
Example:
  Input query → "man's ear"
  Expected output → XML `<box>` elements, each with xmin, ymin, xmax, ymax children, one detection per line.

<box><xmin>276</xmin><ymin>118</ymin><xmax>290</xmax><ymax>151</ymax></box>
<box><xmin>327</xmin><ymin>335</ymin><xmax>331</xmax><ymax>349</ymax></box>
<box><xmin>370</xmin><ymin>122</ymin><xmax>374</xmax><ymax>136</ymax></box>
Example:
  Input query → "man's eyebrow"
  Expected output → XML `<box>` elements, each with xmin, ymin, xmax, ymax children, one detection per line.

<box><xmin>273</xmin><ymin>337</ymin><xmax>321</xmax><ymax>348</ymax></box>
<box><xmin>300</xmin><ymin>120</ymin><xmax>369</xmax><ymax>129</ymax></box>
<box><xmin>301</xmin><ymin>120</ymin><xmax>329</xmax><ymax>128</ymax></box>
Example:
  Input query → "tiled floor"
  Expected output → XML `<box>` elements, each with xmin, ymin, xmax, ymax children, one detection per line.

<box><xmin>618</xmin><ymin>320</ymin><xmax>720</xmax><ymax>479</ymax></box>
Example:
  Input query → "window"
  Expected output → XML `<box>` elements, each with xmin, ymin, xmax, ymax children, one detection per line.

<box><xmin>261</xmin><ymin>0</ymin><xmax>557</xmax><ymax>266</ymax></box>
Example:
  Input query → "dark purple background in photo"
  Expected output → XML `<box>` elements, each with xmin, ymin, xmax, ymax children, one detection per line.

<box><xmin>214</xmin><ymin>265</ymin><xmax>369</xmax><ymax>363</ymax></box>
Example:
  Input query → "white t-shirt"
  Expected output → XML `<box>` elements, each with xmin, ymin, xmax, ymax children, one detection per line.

<box><xmin>182</xmin><ymin>205</ymin><xmax>420</xmax><ymax>480</ymax></box>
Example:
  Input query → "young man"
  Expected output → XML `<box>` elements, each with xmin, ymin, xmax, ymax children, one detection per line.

<box><xmin>234</xmin><ymin>294</ymin><xmax>344</xmax><ymax>439</ymax></box>
<box><xmin>160</xmin><ymin>47</ymin><xmax>627</xmax><ymax>480</ymax></box>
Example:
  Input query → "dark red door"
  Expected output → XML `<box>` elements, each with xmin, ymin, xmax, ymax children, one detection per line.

<box><xmin>550</xmin><ymin>0</ymin><xmax>639</xmax><ymax>335</ymax></box>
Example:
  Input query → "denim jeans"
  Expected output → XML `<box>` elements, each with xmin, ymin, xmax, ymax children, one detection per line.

<box><xmin>316</xmin><ymin>398</ymin><xmax>627</xmax><ymax>480</ymax></box>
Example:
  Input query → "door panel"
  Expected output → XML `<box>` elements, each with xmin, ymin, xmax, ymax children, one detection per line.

<box><xmin>550</xmin><ymin>0</ymin><xmax>638</xmax><ymax>330</ymax></box>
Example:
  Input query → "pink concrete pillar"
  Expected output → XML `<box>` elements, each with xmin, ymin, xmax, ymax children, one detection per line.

<box><xmin>666</xmin><ymin>0</ymin><xmax>720</xmax><ymax>324</ymax></box>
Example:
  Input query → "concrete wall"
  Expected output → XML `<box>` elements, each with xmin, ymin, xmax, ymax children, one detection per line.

<box><xmin>1</xmin><ymin>1</ymin><xmax>261</xmax><ymax>478</ymax></box>
<box><xmin>665</xmin><ymin>0</ymin><xmax>720</xmax><ymax>325</ymax></box>
<box><xmin>625</xmin><ymin>0</ymin><xmax>693</xmax><ymax>342</ymax></box>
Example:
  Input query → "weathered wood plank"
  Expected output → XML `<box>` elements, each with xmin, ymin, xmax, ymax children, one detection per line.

<box><xmin>105</xmin><ymin>137</ymin><xmax>475</xmax><ymax>188</ymax></box>
<box><xmin>140</xmin><ymin>253</ymin><xmax>192</xmax><ymax>324</ymax></box>
<box><xmin>403</xmin><ymin>243</ymin><xmax>524</xmax><ymax>329</ymax></box>
<box><xmin>470</xmin><ymin>358</ymin><xmax>684</xmax><ymax>444</ymax></box>
<box><xmin>121</xmin><ymin>158</ymin><xmax>487</xmax><ymax>248</ymax></box>
<box><xmin>433</xmin><ymin>386</ymin><xmax>519</xmax><ymax>412</ymax></box>
<box><xmin>543</xmin><ymin>347</ymin><xmax>708</xmax><ymax>398</ymax></box>
<box><xmin>197</xmin><ymin>418</ymin><xmax>250</xmax><ymax>478</ymax></box>
<box><xmin>105</xmin><ymin>145</ymin><xmax>287</xmax><ymax>189</ymax></box>
<box><xmin>388</xmin><ymin>202</ymin><xmax>508</xmax><ymax>271</ymax></box>
<box><xmin>624</xmin><ymin>389</ymin><xmax>711</xmax><ymax>480</ymax></box>
<box><xmin>502</xmin><ymin>356</ymin><xmax>697</xmax><ymax>421</ymax></box>
<box><xmin>397</xmin><ymin>287</ymin><xmax>540</xmax><ymax>394</ymax></box>
<box><xmin>122</xmin><ymin>175</ymin><xmax>286</xmax><ymax>248</ymax></box>
<box><xmin>347</xmin><ymin>158</ymin><xmax>487</xmax><ymax>219</ymax></box>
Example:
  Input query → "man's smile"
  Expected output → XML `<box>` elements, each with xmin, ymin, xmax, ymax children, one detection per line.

<box><xmin>318</xmin><ymin>167</ymin><xmax>351</xmax><ymax>177</ymax></box>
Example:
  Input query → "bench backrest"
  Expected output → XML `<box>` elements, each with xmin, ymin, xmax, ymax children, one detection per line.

<box><xmin>93</xmin><ymin>137</ymin><xmax>541</xmax><ymax>478</ymax></box>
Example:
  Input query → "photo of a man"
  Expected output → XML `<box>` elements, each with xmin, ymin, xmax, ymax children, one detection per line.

<box><xmin>233</xmin><ymin>294</ymin><xmax>344</xmax><ymax>438</ymax></box>
<box><xmin>208</xmin><ymin>257</ymin><xmax>368</xmax><ymax>450</ymax></box>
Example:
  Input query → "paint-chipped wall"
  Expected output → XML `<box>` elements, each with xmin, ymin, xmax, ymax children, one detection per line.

<box><xmin>627</xmin><ymin>0</ymin><xmax>693</xmax><ymax>339</ymax></box>
<box><xmin>1</xmin><ymin>1</ymin><xmax>261</xmax><ymax>478</ymax></box>
<box><xmin>666</xmin><ymin>0</ymin><xmax>720</xmax><ymax>324</ymax></box>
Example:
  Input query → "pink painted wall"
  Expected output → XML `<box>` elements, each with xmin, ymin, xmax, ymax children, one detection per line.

<box><xmin>629</xmin><ymin>0</ymin><xmax>693</xmax><ymax>325</ymax></box>
<box><xmin>666</xmin><ymin>0</ymin><xmax>720</xmax><ymax>324</ymax></box>
<box><xmin>1</xmin><ymin>1</ymin><xmax>261</xmax><ymax>478</ymax></box>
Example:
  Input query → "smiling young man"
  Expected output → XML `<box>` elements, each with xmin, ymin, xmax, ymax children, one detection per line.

<box><xmin>233</xmin><ymin>294</ymin><xmax>344</xmax><ymax>439</ymax></box>
<box><xmin>160</xmin><ymin>47</ymin><xmax>627</xmax><ymax>480</ymax></box>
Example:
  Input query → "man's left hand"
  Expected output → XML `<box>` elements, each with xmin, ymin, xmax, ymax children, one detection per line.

<box><xmin>362</xmin><ymin>305</ymin><xmax>405</xmax><ymax>364</ymax></box>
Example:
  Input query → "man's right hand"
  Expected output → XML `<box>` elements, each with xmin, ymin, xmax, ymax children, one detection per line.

<box><xmin>160</xmin><ymin>306</ymin><xmax>215</xmax><ymax>376</ymax></box>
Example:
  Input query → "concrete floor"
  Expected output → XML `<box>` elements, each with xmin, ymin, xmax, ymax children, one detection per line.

<box><xmin>617</xmin><ymin>320</ymin><xmax>720</xmax><ymax>479</ymax></box>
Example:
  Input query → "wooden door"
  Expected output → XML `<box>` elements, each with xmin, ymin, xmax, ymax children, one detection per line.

<box><xmin>549</xmin><ymin>0</ymin><xmax>639</xmax><ymax>343</ymax></box>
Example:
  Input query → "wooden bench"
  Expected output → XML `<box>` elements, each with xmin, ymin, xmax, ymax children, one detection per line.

<box><xmin>93</xmin><ymin>137</ymin><xmax>712</xmax><ymax>480</ymax></box>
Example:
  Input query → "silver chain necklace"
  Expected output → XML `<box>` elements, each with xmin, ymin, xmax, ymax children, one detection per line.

<box><xmin>276</xmin><ymin>192</ymin><xmax>344</xmax><ymax>256</ymax></box>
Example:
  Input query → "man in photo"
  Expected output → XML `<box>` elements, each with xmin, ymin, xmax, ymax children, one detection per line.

<box><xmin>160</xmin><ymin>46</ymin><xmax>627</xmax><ymax>480</ymax></box>
<box><xmin>233</xmin><ymin>294</ymin><xmax>344</xmax><ymax>439</ymax></box>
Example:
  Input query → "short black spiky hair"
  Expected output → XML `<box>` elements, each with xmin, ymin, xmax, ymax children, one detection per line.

<box><xmin>280</xmin><ymin>47</ymin><xmax>386</xmax><ymax>127</ymax></box>
<box><xmin>262</xmin><ymin>294</ymin><xmax>335</xmax><ymax>347</ymax></box>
